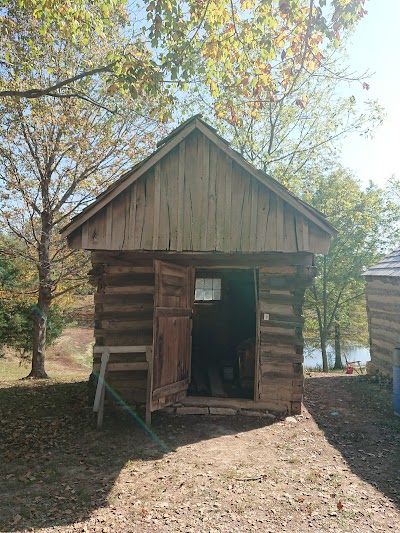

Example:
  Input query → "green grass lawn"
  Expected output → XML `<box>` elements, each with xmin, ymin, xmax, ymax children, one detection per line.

<box><xmin>0</xmin><ymin>326</ymin><xmax>93</xmax><ymax>384</ymax></box>
<box><xmin>0</xmin><ymin>357</ymin><xmax>30</xmax><ymax>381</ymax></box>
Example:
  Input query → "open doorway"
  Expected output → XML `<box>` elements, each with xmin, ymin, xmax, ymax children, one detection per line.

<box><xmin>189</xmin><ymin>269</ymin><xmax>257</xmax><ymax>399</ymax></box>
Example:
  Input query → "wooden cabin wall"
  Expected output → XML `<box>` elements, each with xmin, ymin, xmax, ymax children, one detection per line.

<box><xmin>90</xmin><ymin>252</ymin><xmax>154</xmax><ymax>406</ymax></box>
<box><xmin>257</xmin><ymin>259</ymin><xmax>316</xmax><ymax>414</ymax></box>
<box><xmin>69</xmin><ymin>130</ymin><xmax>330</xmax><ymax>255</ymax></box>
<box><xmin>89</xmin><ymin>250</ymin><xmax>316</xmax><ymax>415</ymax></box>
<box><xmin>365</xmin><ymin>277</ymin><xmax>400</xmax><ymax>376</ymax></box>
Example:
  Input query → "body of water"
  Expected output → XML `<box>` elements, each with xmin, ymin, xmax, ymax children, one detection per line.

<box><xmin>304</xmin><ymin>345</ymin><xmax>370</xmax><ymax>369</ymax></box>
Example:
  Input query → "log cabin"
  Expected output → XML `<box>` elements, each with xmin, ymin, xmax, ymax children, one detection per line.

<box><xmin>60</xmin><ymin>115</ymin><xmax>336</xmax><ymax>424</ymax></box>
<box><xmin>364</xmin><ymin>249</ymin><xmax>400</xmax><ymax>376</ymax></box>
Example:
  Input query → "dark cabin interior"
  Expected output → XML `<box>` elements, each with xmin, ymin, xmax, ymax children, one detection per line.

<box><xmin>189</xmin><ymin>269</ymin><xmax>256</xmax><ymax>399</ymax></box>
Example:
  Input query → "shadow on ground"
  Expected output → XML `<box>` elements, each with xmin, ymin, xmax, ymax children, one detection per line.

<box><xmin>0</xmin><ymin>379</ymin><xmax>273</xmax><ymax>531</ymax></box>
<box><xmin>304</xmin><ymin>374</ymin><xmax>400</xmax><ymax>510</ymax></box>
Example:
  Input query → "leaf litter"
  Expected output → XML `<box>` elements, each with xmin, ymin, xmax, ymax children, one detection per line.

<box><xmin>0</xmin><ymin>373</ymin><xmax>399</xmax><ymax>532</ymax></box>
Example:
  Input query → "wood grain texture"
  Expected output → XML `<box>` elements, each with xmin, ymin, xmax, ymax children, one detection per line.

<box><xmin>91</xmin><ymin>257</ymin><xmax>156</xmax><ymax>411</ymax></box>
<box><xmin>257</xmin><ymin>264</ymin><xmax>307</xmax><ymax>410</ymax></box>
<box><xmin>68</xmin><ymin>130</ymin><xmax>332</xmax><ymax>255</ymax></box>
<box><xmin>152</xmin><ymin>260</ymin><xmax>192</xmax><ymax>411</ymax></box>
<box><xmin>365</xmin><ymin>276</ymin><xmax>400</xmax><ymax>376</ymax></box>
<box><xmin>89</xmin><ymin>249</ymin><xmax>312</xmax><ymax>416</ymax></box>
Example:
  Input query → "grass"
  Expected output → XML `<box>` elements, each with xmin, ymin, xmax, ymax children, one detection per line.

<box><xmin>0</xmin><ymin>326</ymin><xmax>93</xmax><ymax>383</ymax></box>
<box><xmin>0</xmin><ymin>355</ymin><xmax>89</xmax><ymax>381</ymax></box>
<box><xmin>0</xmin><ymin>357</ymin><xmax>30</xmax><ymax>380</ymax></box>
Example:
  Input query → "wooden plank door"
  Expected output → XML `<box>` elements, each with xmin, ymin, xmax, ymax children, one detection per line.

<box><xmin>151</xmin><ymin>260</ymin><xmax>193</xmax><ymax>412</ymax></box>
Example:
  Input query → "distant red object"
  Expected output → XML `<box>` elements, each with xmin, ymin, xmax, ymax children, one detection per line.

<box><xmin>344</xmin><ymin>360</ymin><xmax>363</xmax><ymax>374</ymax></box>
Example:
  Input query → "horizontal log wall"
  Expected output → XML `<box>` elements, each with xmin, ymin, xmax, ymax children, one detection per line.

<box><xmin>257</xmin><ymin>261</ymin><xmax>315</xmax><ymax>414</ymax></box>
<box><xmin>90</xmin><ymin>251</ymin><xmax>316</xmax><ymax>415</ymax></box>
<box><xmin>91</xmin><ymin>253</ymin><xmax>154</xmax><ymax>406</ymax></box>
<box><xmin>365</xmin><ymin>277</ymin><xmax>400</xmax><ymax>376</ymax></box>
<box><xmin>69</xmin><ymin>130</ymin><xmax>330</xmax><ymax>255</ymax></box>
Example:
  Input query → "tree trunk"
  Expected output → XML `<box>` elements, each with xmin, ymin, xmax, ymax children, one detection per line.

<box><xmin>27</xmin><ymin>297</ymin><xmax>50</xmax><ymax>378</ymax></box>
<box><xmin>26</xmin><ymin>211</ymin><xmax>53</xmax><ymax>378</ymax></box>
<box><xmin>321</xmin><ymin>255</ymin><xmax>329</xmax><ymax>372</ymax></box>
<box><xmin>321</xmin><ymin>335</ymin><xmax>329</xmax><ymax>372</ymax></box>
<box><xmin>334</xmin><ymin>316</ymin><xmax>343</xmax><ymax>370</ymax></box>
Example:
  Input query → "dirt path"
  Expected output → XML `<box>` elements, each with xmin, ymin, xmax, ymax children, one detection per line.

<box><xmin>0</xmin><ymin>373</ymin><xmax>399</xmax><ymax>533</ymax></box>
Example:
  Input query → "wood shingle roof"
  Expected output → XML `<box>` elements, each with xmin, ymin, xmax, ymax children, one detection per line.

<box><xmin>364</xmin><ymin>249</ymin><xmax>400</xmax><ymax>278</ymax></box>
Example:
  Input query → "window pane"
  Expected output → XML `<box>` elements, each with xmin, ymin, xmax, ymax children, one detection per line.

<box><xmin>195</xmin><ymin>289</ymin><xmax>204</xmax><ymax>300</ymax></box>
<box><xmin>195</xmin><ymin>278</ymin><xmax>204</xmax><ymax>289</ymax></box>
<box><xmin>195</xmin><ymin>277</ymin><xmax>222</xmax><ymax>301</ymax></box>
<box><xmin>204</xmin><ymin>289</ymin><xmax>213</xmax><ymax>300</ymax></box>
<box><xmin>213</xmin><ymin>278</ymin><xmax>221</xmax><ymax>290</ymax></box>
<box><xmin>204</xmin><ymin>278</ymin><xmax>213</xmax><ymax>289</ymax></box>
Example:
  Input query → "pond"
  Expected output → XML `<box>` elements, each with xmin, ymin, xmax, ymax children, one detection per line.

<box><xmin>304</xmin><ymin>345</ymin><xmax>370</xmax><ymax>370</ymax></box>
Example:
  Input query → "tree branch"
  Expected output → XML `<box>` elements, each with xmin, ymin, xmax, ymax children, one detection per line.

<box><xmin>0</xmin><ymin>63</ymin><xmax>117</xmax><ymax>99</ymax></box>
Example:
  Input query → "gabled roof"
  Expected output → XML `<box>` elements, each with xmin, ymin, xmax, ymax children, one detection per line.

<box><xmin>60</xmin><ymin>115</ymin><xmax>336</xmax><ymax>238</ymax></box>
<box><xmin>364</xmin><ymin>249</ymin><xmax>400</xmax><ymax>278</ymax></box>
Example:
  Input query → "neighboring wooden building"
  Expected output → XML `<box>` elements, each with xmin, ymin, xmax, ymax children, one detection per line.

<box><xmin>61</xmin><ymin>116</ymin><xmax>336</xmax><ymax>422</ymax></box>
<box><xmin>364</xmin><ymin>249</ymin><xmax>400</xmax><ymax>376</ymax></box>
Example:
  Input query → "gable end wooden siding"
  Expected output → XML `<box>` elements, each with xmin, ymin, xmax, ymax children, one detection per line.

<box><xmin>68</xmin><ymin>131</ymin><xmax>330</xmax><ymax>255</ymax></box>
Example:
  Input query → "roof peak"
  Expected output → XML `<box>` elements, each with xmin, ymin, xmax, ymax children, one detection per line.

<box><xmin>61</xmin><ymin>115</ymin><xmax>336</xmax><ymax>239</ymax></box>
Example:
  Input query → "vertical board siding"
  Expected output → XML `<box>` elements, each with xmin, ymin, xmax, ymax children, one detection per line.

<box><xmin>105</xmin><ymin>204</ymin><xmax>113</xmax><ymax>248</ymax></box>
<box><xmin>126</xmin><ymin>185</ymin><xmax>136</xmax><ymax>249</ymax></box>
<box><xmin>176</xmin><ymin>142</ymin><xmax>185</xmax><ymax>251</ymax></box>
<box><xmin>183</xmin><ymin>132</ymin><xmax>196</xmax><ymax>250</ymax></box>
<box><xmin>201</xmin><ymin>135</ymin><xmax>210</xmax><ymax>250</ymax></box>
<box><xmin>110</xmin><ymin>192</ymin><xmax>128</xmax><ymax>249</ymax></box>
<box><xmin>153</xmin><ymin>162</ymin><xmax>161</xmax><ymax>249</ymax></box>
<box><xmin>283</xmin><ymin>205</ymin><xmax>296</xmax><ymax>252</ymax></box>
<box><xmin>256</xmin><ymin>187</ymin><xmax>270</xmax><ymax>252</ymax></box>
<box><xmin>133</xmin><ymin>179</ymin><xmax>146</xmax><ymax>249</ymax></box>
<box><xmin>141</xmin><ymin>170</ymin><xmax>155</xmax><ymax>249</ymax></box>
<box><xmin>223</xmin><ymin>154</ymin><xmax>233</xmax><ymax>251</ymax></box>
<box><xmin>230</xmin><ymin>161</ymin><xmax>244</xmax><ymax>251</ymax></box>
<box><xmin>215</xmin><ymin>143</ymin><xmax>225</xmax><ymax>251</ymax></box>
<box><xmin>265</xmin><ymin>193</ymin><xmax>278</xmax><ymax>250</ymax></box>
<box><xmin>207</xmin><ymin>141</ymin><xmax>218</xmax><ymax>250</ymax></box>
<box><xmin>242</xmin><ymin>178</ymin><xmax>252</xmax><ymax>248</ymax></box>
<box><xmin>249</xmin><ymin>179</ymin><xmax>258</xmax><ymax>251</ymax></box>
<box><xmin>74</xmin><ymin>130</ymin><xmax>330</xmax><ymax>254</ymax></box>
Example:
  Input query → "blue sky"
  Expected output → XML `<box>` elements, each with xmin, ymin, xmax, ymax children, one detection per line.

<box><xmin>340</xmin><ymin>0</ymin><xmax>400</xmax><ymax>187</ymax></box>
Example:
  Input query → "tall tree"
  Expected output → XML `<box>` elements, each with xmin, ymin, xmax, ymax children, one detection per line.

<box><xmin>0</xmin><ymin>235</ymin><xmax>66</xmax><ymax>358</ymax></box>
<box><xmin>0</xmin><ymin>34</ymin><xmax>167</xmax><ymax>378</ymax></box>
<box><xmin>303</xmin><ymin>169</ymin><xmax>399</xmax><ymax>371</ymax></box>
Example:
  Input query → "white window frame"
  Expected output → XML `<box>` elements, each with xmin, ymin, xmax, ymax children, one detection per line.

<box><xmin>194</xmin><ymin>277</ymin><xmax>222</xmax><ymax>302</ymax></box>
